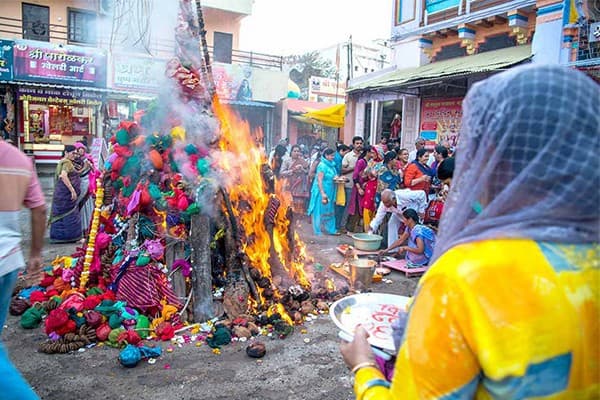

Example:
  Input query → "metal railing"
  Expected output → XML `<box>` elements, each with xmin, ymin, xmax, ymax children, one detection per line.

<box><xmin>0</xmin><ymin>15</ymin><xmax>283</xmax><ymax>70</ymax></box>
<box><xmin>577</xmin><ymin>20</ymin><xmax>600</xmax><ymax>62</ymax></box>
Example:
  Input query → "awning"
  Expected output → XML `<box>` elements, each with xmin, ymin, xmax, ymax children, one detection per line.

<box><xmin>285</xmin><ymin>98</ymin><xmax>332</xmax><ymax>114</ymax></box>
<box><xmin>3</xmin><ymin>80</ymin><xmax>130</xmax><ymax>95</ymax></box>
<box><xmin>348</xmin><ymin>45</ymin><xmax>532</xmax><ymax>93</ymax></box>
<box><xmin>302</xmin><ymin>103</ymin><xmax>345</xmax><ymax>128</ymax></box>
<box><xmin>221</xmin><ymin>99</ymin><xmax>274</xmax><ymax>108</ymax></box>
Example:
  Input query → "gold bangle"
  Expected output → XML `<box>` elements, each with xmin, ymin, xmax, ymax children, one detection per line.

<box><xmin>351</xmin><ymin>361</ymin><xmax>377</xmax><ymax>374</ymax></box>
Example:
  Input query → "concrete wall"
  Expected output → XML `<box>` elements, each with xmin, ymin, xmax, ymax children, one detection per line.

<box><xmin>392</xmin><ymin>38</ymin><xmax>431</xmax><ymax>68</ymax></box>
<box><xmin>532</xmin><ymin>18</ymin><xmax>563</xmax><ymax>63</ymax></box>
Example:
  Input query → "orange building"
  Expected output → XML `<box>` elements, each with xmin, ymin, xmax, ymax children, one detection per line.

<box><xmin>0</xmin><ymin>0</ymin><xmax>287</xmax><ymax>166</ymax></box>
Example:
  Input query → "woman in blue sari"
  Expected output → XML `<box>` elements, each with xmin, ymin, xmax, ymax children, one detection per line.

<box><xmin>49</xmin><ymin>145</ymin><xmax>82</xmax><ymax>243</ymax></box>
<box><xmin>381</xmin><ymin>208</ymin><xmax>436</xmax><ymax>267</ymax></box>
<box><xmin>307</xmin><ymin>148</ymin><xmax>339</xmax><ymax>236</ymax></box>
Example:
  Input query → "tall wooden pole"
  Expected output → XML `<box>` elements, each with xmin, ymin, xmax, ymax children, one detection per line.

<box><xmin>194</xmin><ymin>0</ymin><xmax>217</xmax><ymax>100</ymax></box>
<box><xmin>191</xmin><ymin>214</ymin><xmax>214</xmax><ymax>321</ymax></box>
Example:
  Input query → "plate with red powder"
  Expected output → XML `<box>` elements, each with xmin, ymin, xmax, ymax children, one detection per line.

<box><xmin>330</xmin><ymin>293</ymin><xmax>410</xmax><ymax>352</ymax></box>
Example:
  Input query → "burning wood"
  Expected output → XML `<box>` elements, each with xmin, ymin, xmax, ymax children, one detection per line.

<box><xmin>13</xmin><ymin>0</ymin><xmax>352</xmax><ymax>358</ymax></box>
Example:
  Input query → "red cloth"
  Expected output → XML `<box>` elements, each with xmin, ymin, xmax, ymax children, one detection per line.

<box><xmin>81</xmin><ymin>295</ymin><xmax>102</xmax><ymax>310</ymax></box>
<box><xmin>117</xmin><ymin>330</ymin><xmax>142</xmax><ymax>345</ymax></box>
<box><xmin>39</xmin><ymin>274</ymin><xmax>55</xmax><ymax>288</ymax></box>
<box><xmin>155</xmin><ymin>322</ymin><xmax>175</xmax><ymax>341</ymax></box>
<box><xmin>361</xmin><ymin>178</ymin><xmax>378</xmax><ymax>212</ymax></box>
<box><xmin>59</xmin><ymin>293</ymin><xmax>85</xmax><ymax>312</ymax></box>
<box><xmin>96</xmin><ymin>323</ymin><xmax>112</xmax><ymax>341</ymax></box>
<box><xmin>45</xmin><ymin>308</ymin><xmax>69</xmax><ymax>334</ymax></box>
<box><xmin>101</xmin><ymin>291</ymin><xmax>116</xmax><ymax>301</ymax></box>
<box><xmin>29</xmin><ymin>291</ymin><xmax>47</xmax><ymax>303</ymax></box>
<box><xmin>55</xmin><ymin>319</ymin><xmax>77</xmax><ymax>336</ymax></box>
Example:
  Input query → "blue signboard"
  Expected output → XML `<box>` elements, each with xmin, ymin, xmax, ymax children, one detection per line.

<box><xmin>0</xmin><ymin>40</ymin><xmax>14</xmax><ymax>80</ymax></box>
<box><xmin>426</xmin><ymin>0</ymin><xmax>460</xmax><ymax>14</ymax></box>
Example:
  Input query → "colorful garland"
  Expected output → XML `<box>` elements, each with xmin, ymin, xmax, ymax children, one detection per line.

<box><xmin>80</xmin><ymin>178</ymin><xmax>104</xmax><ymax>290</ymax></box>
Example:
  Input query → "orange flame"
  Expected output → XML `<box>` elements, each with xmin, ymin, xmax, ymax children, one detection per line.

<box><xmin>212</xmin><ymin>100</ymin><xmax>311</xmax><ymax>300</ymax></box>
<box><xmin>268</xmin><ymin>303</ymin><xmax>294</xmax><ymax>326</ymax></box>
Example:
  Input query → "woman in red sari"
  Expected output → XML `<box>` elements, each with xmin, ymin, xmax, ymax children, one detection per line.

<box><xmin>280</xmin><ymin>144</ymin><xmax>309</xmax><ymax>214</ymax></box>
<box><xmin>403</xmin><ymin>148</ymin><xmax>433</xmax><ymax>196</ymax></box>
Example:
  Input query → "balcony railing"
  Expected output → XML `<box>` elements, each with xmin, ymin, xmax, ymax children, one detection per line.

<box><xmin>0</xmin><ymin>15</ymin><xmax>283</xmax><ymax>70</ymax></box>
<box><xmin>577</xmin><ymin>20</ymin><xmax>600</xmax><ymax>62</ymax></box>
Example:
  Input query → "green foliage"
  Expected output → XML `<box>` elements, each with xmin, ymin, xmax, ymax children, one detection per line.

<box><xmin>284</xmin><ymin>51</ymin><xmax>337</xmax><ymax>99</ymax></box>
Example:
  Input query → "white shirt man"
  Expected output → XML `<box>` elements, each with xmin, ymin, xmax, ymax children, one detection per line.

<box><xmin>341</xmin><ymin>136</ymin><xmax>363</xmax><ymax>190</ymax></box>
<box><xmin>368</xmin><ymin>188</ymin><xmax>428</xmax><ymax>246</ymax></box>
<box><xmin>408</xmin><ymin>138</ymin><xmax>435</xmax><ymax>165</ymax></box>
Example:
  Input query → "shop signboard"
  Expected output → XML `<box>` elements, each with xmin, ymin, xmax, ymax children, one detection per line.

<box><xmin>13</xmin><ymin>40</ymin><xmax>107</xmax><ymax>87</ymax></box>
<box><xmin>308</xmin><ymin>76</ymin><xmax>346</xmax><ymax>104</ymax></box>
<box><xmin>425</xmin><ymin>0</ymin><xmax>460</xmax><ymax>14</ymax></box>
<box><xmin>110</xmin><ymin>54</ymin><xmax>167</xmax><ymax>92</ymax></box>
<box><xmin>212</xmin><ymin>62</ymin><xmax>287</xmax><ymax>102</ymax></box>
<box><xmin>0</xmin><ymin>40</ymin><xmax>14</xmax><ymax>80</ymax></box>
<box><xmin>419</xmin><ymin>97</ymin><xmax>462</xmax><ymax>147</ymax></box>
<box><xmin>17</xmin><ymin>86</ymin><xmax>104</xmax><ymax>107</ymax></box>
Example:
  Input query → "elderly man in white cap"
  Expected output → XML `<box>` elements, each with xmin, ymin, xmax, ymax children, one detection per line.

<box><xmin>368</xmin><ymin>188</ymin><xmax>428</xmax><ymax>246</ymax></box>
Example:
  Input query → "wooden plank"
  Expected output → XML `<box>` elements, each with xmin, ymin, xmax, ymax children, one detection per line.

<box><xmin>328</xmin><ymin>262</ymin><xmax>351</xmax><ymax>281</ymax></box>
<box><xmin>381</xmin><ymin>259</ymin><xmax>428</xmax><ymax>278</ymax></box>
<box><xmin>166</xmin><ymin>239</ymin><xmax>189</xmax><ymax>322</ymax></box>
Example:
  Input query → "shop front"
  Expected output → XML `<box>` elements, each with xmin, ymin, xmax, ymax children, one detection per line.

<box><xmin>106</xmin><ymin>53</ymin><xmax>166</xmax><ymax>134</ymax></box>
<box><xmin>0</xmin><ymin>39</ymin><xmax>16</xmax><ymax>143</ymax></box>
<box><xmin>9</xmin><ymin>39</ymin><xmax>107</xmax><ymax>163</ymax></box>
<box><xmin>344</xmin><ymin>45</ymin><xmax>533</xmax><ymax>150</ymax></box>
<box><xmin>18</xmin><ymin>86</ymin><xmax>103</xmax><ymax>163</ymax></box>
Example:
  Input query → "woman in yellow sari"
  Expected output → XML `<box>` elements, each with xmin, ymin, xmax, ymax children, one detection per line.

<box><xmin>340</xmin><ymin>65</ymin><xmax>599</xmax><ymax>399</ymax></box>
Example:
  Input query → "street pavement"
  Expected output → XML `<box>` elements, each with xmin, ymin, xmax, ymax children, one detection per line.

<box><xmin>6</xmin><ymin>187</ymin><xmax>419</xmax><ymax>400</ymax></box>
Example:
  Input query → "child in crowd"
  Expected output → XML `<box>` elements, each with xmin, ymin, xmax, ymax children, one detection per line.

<box><xmin>361</xmin><ymin>168</ymin><xmax>378</xmax><ymax>232</ymax></box>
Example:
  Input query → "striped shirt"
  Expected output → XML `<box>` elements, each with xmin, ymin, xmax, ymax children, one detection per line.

<box><xmin>0</xmin><ymin>141</ymin><xmax>45</xmax><ymax>277</ymax></box>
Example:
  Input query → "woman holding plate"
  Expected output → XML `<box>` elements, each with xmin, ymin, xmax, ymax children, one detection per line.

<box><xmin>339</xmin><ymin>65</ymin><xmax>599</xmax><ymax>399</ymax></box>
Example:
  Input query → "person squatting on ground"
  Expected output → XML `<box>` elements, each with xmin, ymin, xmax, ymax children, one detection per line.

<box><xmin>368</xmin><ymin>188</ymin><xmax>428</xmax><ymax>248</ymax></box>
<box><xmin>380</xmin><ymin>208</ymin><xmax>436</xmax><ymax>267</ymax></box>
<box><xmin>340</xmin><ymin>65</ymin><xmax>599</xmax><ymax>399</ymax></box>
<box><xmin>0</xmin><ymin>139</ymin><xmax>46</xmax><ymax>399</ymax></box>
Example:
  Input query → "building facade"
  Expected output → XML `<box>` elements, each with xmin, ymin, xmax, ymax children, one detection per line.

<box><xmin>343</xmin><ymin>0</ymin><xmax>598</xmax><ymax>150</ymax></box>
<box><xmin>0</xmin><ymin>0</ymin><xmax>288</xmax><ymax>165</ymax></box>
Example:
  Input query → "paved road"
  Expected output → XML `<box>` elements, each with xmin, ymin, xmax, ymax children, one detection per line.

<box><xmin>7</xmin><ymin>191</ymin><xmax>419</xmax><ymax>400</ymax></box>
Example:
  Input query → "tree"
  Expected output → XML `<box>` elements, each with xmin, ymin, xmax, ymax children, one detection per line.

<box><xmin>284</xmin><ymin>51</ymin><xmax>336</xmax><ymax>100</ymax></box>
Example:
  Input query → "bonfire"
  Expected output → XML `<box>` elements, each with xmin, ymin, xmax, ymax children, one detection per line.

<box><xmin>10</xmin><ymin>0</ymin><xmax>345</xmax><ymax>357</ymax></box>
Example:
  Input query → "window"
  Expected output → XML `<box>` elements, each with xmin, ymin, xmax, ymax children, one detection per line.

<box><xmin>68</xmin><ymin>8</ymin><xmax>97</xmax><ymax>44</ymax></box>
<box><xmin>22</xmin><ymin>3</ymin><xmax>49</xmax><ymax>41</ymax></box>
<box><xmin>432</xmin><ymin>43</ymin><xmax>466</xmax><ymax>62</ymax></box>
<box><xmin>213</xmin><ymin>32</ymin><xmax>233</xmax><ymax>63</ymax></box>
<box><xmin>395</xmin><ymin>0</ymin><xmax>416</xmax><ymax>25</ymax></box>
<box><xmin>478</xmin><ymin>34</ymin><xmax>516</xmax><ymax>53</ymax></box>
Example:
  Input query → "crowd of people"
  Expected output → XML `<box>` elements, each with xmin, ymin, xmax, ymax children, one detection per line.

<box><xmin>271</xmin><ymin>131</ymin><xmax>455</xmax><ymax>264</ymax></box>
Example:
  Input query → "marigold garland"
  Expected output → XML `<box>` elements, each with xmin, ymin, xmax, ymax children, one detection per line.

<box><xmin>80</xmin><ymin>178</ymin><xmax>104</xmax><ymax>290</ymax></box>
